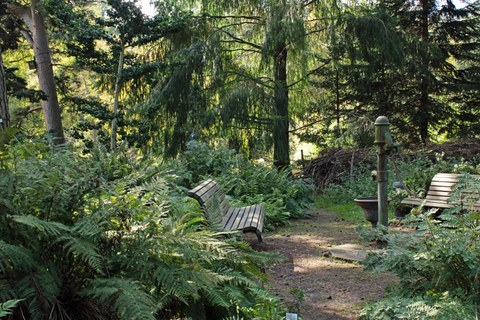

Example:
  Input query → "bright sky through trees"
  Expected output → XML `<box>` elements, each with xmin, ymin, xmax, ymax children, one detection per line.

<box><xmin>138</xmin><ymin>0</ymin><xmax>155</xmax><ymax>16</ymax></box>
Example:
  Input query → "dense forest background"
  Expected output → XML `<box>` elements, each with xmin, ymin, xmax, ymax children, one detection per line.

<box><xmin>1</xmin><ymin>0</ymin><xmax>480</xmax><ymax>319</ymax></box>
<box><xmin>1</xmin><ymin>0</ymin><xmax>479</xmax><ymax>166</ymax></box>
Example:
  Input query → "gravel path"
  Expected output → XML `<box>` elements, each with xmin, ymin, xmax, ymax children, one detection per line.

<box><xmin>251</xmin><ymin>210</ymin><xmax>396</xmax><ymax>320</ymax></box>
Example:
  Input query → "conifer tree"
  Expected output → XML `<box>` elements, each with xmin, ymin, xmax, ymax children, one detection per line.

<box><xmin>160</xmin><ymin>0</ymin><xmax>330</xmax><ymax>166</ymax></box>
<box><xmin>337</xmin><ymin>0</ymin><xmax>479</xmax><ymax>144</ymax></box>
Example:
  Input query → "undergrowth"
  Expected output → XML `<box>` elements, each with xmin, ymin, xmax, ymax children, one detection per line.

<box><xmin>360</xmin><ymin>175</ymin><xmax>480</xmax><ymax>319</ymax></box>
<box><xmin>178</xmin><ymin>141</ymin><xmax>315</xmax><ymax>229</ymax></box>
<box><xmin>0</xmin><ymin>138</ymin><xmax>290</xmax><ymax>320</ymax></box>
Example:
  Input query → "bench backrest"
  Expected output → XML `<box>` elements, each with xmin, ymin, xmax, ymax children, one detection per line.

<box><xmin>187</xmin><ymin>179</ymin><xmax>230</xmax><ymax>216</ymax></box>
<box><xmin>424</xmin><ymin>173</ymin><xmax>480</xmax><ymax>209</ymax></box>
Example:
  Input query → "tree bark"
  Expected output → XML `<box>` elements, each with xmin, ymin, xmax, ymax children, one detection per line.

<box><xmin>0</xmin><ymin>53</ymin><xmax>9</xmax><ymax>130</ymax></box>
<box><xmin>273</xmin><ymin>41</ymin><xmax>290</xmax><ymax>169</ymax></box>
<box><xmin>418</xmin><ymin>0</ymin><xmax>430</xmax><ymax>144</ymax></box>
<box><xmin>8</xmin><ymin>0</ymin><xmax>65</xmax><ymax>144</ymax></box>
<box><xmin>111</xmin><ymin>40</ymin><xmax>124</xmax><ymax>151</ymax></box>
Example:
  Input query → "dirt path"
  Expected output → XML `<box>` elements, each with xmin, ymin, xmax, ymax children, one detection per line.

<box><xmin>251</xmin><ymin>209</ymin><xmax>396</xmax><ymax>320</ymax></box>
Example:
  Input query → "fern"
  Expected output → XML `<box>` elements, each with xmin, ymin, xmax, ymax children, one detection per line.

<box><xmin>0</xmin><ymin>140</ymin><xmax>283</xmax><ymax>319</ymax></box>
<box><xmin>16</xmin><ymin>267</ymin><xmax>61</xmax><ymax>320</ymax></box>
<box><xmin>0</xmin><ymin>299</ymin><xmax>24</xmax><ymax>317</ymax></box>
<box><xmin>10</xmin><ymin>215</ymin><xmax>71</xmax><ymax>237</ymax></box>
<box><xmin>59</xmin><ymin>236</ymin><xmax>104</xmax><ymax>273</ymax></box>
<box><xmin>83</xmin><ymin>278</ymin><xmax>157</xmax><ymax>320</ymax></box>
<box><xmin>0</xmin><ymin>240</ymin><xmax>35</xmax><ymax>273</ymax></box>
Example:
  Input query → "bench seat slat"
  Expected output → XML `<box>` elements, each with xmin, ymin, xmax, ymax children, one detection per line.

<box><xmin>243</xmin><ymin>205</ymin><xmax>264</xmax><ymax>230</ymax></box>
<box><xmin>223</xmin><ymin>207</ymin><xmax>242</xmax><ymax>230</ymax></box>
<box><xmin>401</xmin><ymin>198</ymin><xmax>424</xmax><ymax>206</ymax></box>
<box><xmin>426</xmin><ymin>195</ymin><xmax>452</xmax><ymax>202</ymax></box>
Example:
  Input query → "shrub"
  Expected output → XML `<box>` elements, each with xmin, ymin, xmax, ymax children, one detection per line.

<box><xmin>0</xmin><ymin>139</ymin><xmax>284</xmax><ymax>320</ymax></box>
<box><xmin>361</xmin><ymin>182</ymin><xmax>480</xmax><ymax>320</ymax></box>
<box><xmin>360</xmin><ymin>296</ymin><xmax>475</xmax><ymax>320</ymax></box>
<box><xmin>178</xmin><ymin>141</ymin><xmax>315</xmax><ymax>229</ymax></box>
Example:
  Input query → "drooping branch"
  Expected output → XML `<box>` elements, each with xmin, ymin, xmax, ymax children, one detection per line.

<box><xmin>287</xmin><ymin>59</ymin><xmax>330</xmax><ymax>88</ymax></box>
<box><xmin>220</xmin><ymin>29</ymin><xmax>262</xmax><ymax>50</ymax></box>
<box><xmin>200</xmin><ymin>14</ymin><xmax>264</xmax><ymax>21</ymax></box>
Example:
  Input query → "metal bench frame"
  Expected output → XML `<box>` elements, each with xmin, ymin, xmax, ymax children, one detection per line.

<box><xmin>188</xmin><ymin>179</ymin><xmax>264</xmax><ymax>242</ymax></box>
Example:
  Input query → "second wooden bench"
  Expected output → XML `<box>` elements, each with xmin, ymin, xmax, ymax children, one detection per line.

<box><xmin>401</xmin><ymin>173</ymin><xmax>480</xmax><ymax>210</ymax></box>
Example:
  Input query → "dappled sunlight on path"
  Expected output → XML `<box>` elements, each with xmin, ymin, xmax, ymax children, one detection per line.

<box><xmin>250</xmin><ymin>210</ymin><xmax>396</xmax><ymax>320</ymax></box>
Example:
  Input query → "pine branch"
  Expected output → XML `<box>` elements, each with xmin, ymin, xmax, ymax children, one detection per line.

<box><xmin>287</xmin><ymin>59</ymin><xmax>331</xmax><ymax>88</ymax></box>
<box><xmin>220</xmin><ymin>30</ymin><xmax>262</xmax><ymax>50</ymax></box>
<box><xmin>200</xmin><ymin>14</ymin><xmax>264</xmax><ymax>22</ymax></box>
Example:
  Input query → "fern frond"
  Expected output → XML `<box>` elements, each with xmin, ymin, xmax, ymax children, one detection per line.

<box><xmin>222</xmin><ymin>284</ymin><xmax>251</xmax><ymax>308</ymax></box>
<box><xmin>73</xmin><ymin>215</ymin><xmax>110</xmax><ymax>238</ymax></box>
<box><xmin>200</xmin><ymin>287</ymin><xmax>231</xmax><ymax>310</ymax></box>
<box><xmin>16</xmin><ymin>267</ymin><xmax>61</xmax><ymax>320</ymax></box>
<box><xmin>0</xmin><ymin>240</ymin><xmax>35</xmax><ymax>272</ymax></box>
<box><xmin>221</xmin><ymin>316</ymin><xmax>244</xmax><ymax>320</ymax></box>
<box><xmin>153</xmin><ymin>266</ymin><xmax>195</xmax><ymax>303</ymax></box>
<box><xmin>0</xmin><ymin>299</ymin><xmax>24</xmax><ymax>317</ymax></box>
<box><xmin>83</xmin><ymin>278</ymin><xmax>157</xmax><ymax>320</ymax></box>
<box><xmin>10</xmin><ymin>215</ymin><xmax>71</xmax><ymax>237</ymax></box>
<box><xmin>58</xmin><ymin>236</ymin><xmax>104</xmax><ymax>274</ymax></box>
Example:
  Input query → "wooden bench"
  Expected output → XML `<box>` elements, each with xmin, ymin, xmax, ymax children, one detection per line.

<box><xmin>187</xmin><ymin>179</ymin><xmax>265</xmax><ymax>242</ymax></box>
<box><xmin>401</xmin><ymin>173</ymin><xmax>480</xmax><ymax>210</ymax></box>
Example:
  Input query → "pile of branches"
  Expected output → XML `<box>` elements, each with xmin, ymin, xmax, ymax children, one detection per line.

<box><xmin>303</xmin><ymin>138</ymin><xmax>480</xmax><ymax>189</ymax></box>
<box><xmin>424</xmin><ymin>139</ymin><xmax>480</xmax><ymax>162</ymax></box>
<box><xmin>302</xmin><ymin>148</ymin><xmax>376</xmax><ymax>189</ymax></box>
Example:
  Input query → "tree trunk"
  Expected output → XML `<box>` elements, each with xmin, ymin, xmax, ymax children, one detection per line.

<box><xmin>0</xmin><ymin>53</ymin><xmax>9</xmax><ymax>130</ymax></box>
<box><xmin>335</xmin><ymin>69</ymin><xmax>340</xmax><ymax>142</ymax></box>
<box><xmin>8</xmin><ymin>0</ymin><xmax>65</xmax><ymax>144</ymax></box>
<box><xmin>418</xmin><ymin>0</ymin><xmax>430</xmax><ymax>144</ymax></box>
<box><xmin>111</xmin><ymin>40</ymin><xmax>124</xmax><ymax>151</ymax></box>
<box><xmin>273</xmin><ymin>41</ymin><xmax>290</xmax><ymax>169</ymax></box>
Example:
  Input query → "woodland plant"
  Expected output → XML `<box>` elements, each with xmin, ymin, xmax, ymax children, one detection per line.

<box><xmin>179</xmin><ymin>141</ymin><xmax>315</xmax><ymax>229</ymax></box>
<box><xmin>0</xmin><ymin>139</ymin><xmax>285</xmax><ymax>320</ymax></box>
<box><xmin>361</xmin><ymin>199</ymin><xmax>480</xmax><ymax>319</ymax></box>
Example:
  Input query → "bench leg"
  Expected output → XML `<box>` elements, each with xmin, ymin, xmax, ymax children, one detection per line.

<box><xmin>255</xmin><ymin>230</ymin><xmax>263</xmax><ymax>243</ymax></box>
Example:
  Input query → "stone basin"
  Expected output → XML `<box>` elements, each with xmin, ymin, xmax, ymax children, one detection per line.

<box><xmin>354</xmin><ymin>196</ymin><xmax>379</xmax><ymax>227</ymax></box>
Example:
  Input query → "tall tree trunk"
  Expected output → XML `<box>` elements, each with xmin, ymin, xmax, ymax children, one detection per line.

<box><xmin>335</xmin><ymin>69</ymin><xmax>340</xmax><ymax>143</ymax></box>
<box><xmin>273</xmin><ymin>41</ymin><xmax>290</xmax><ymax>169</ymax></box>
<box><xmin>0</xmin><ymin>53</ymin><xmax>9</xmax><ymax>130</ymax></box>
<box><xmin>8</xmin><ymin>0</ymin><xmax>65</xmax><ymax>144</ymax></box>
<box><xmin>111</xmin><ymin>40</ymin><xmax>124</xmax><ymax>151</ymax></box>
<box><xmin>418</xmin><ymin>0</ymin><xmax>430</xmax><ymax>144</ymax></box>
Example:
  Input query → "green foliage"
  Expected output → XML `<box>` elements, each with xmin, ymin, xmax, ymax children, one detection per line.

<box><xmin>0</xmin><ymin>299</ymin><xmax>23</xmax><ymax>317</ymax></box>
<box><xmin>0</xmin><ymin>139</ymin><xmax>283</xmax><ymax>320</ymax></box>
<box><xmin>321</xmin><ymin>163</ymin><xmax>377</xmax><ymax>203</ymax></box>
<box><xmin>179</xmin><ymin>141</ymin><xmax>315</xmax><ymax>229</ymax></box>
<box><xmin>315</xmin><ymin>196</ymin><xmax>364</xmax><ymax>222</ymax></box>
<box><xmin>360</xmin><ymin>296</ymin><xmax>475</xmax><ymax>320</ymax></box>
<box><xmin>361</xmin><ymin>177</ymin><xmax>480</xmax><ymax>319</ymax></box>
<box><xmin>356</xmin><ymin>224</ymin><xmax>389</xmax><ymax>243</ymax></box>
